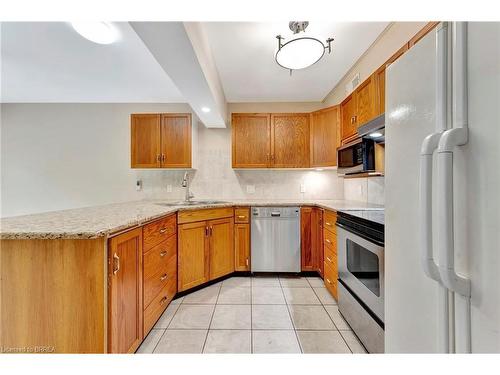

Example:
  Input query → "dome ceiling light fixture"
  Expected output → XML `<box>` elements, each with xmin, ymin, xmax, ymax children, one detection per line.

<box><xmin>275</xmin><ymin>21</ymin><xmax>334</xmax><ymax>75</ymax></box>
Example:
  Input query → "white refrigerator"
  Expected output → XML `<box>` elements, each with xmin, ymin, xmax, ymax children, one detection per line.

<box><xmin>385</xmin><ymin>22</ymin><xmax>500</xmax><ymax>353</ymax></box>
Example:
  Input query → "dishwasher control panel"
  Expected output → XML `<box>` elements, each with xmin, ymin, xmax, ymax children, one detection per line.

<box><xmin>251</xmin><ymin>207</ymin><xmax>300</xmax><ymax>218</ymax></box>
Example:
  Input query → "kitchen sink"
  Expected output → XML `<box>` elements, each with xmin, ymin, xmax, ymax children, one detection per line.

<box><xmin>156</xmin><ymin>200</ymin><xmax>228</xmax><ymax>207</ymax></box>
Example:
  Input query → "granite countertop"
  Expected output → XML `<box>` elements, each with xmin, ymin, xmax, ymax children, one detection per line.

<box><xmin>0</xmin><ymin>199</ymin><xmax>383</xmax><ymax>240</ymax></box>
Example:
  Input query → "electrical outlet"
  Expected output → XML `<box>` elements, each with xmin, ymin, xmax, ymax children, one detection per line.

<box><xmin>136</xmin><ymin>180</ymin><xmax>142</xmax><ymax>191</ymax></box>
<box><xmin>300</xmin><ymin>183</ymin><xmax>306</xmax><ymax>193</ymax></box>
<box><xmin>246</xmin><ymin>185</ymin><xmax>256</xmax><ymax>194</ymax></box>
<box><xmin>166</xmin><ymin>184</ymin><xmax>172</xmax><ymax>193</ymax></box>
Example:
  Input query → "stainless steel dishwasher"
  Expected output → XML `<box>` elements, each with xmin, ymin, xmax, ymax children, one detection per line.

<box><xmin>251</xmin><ymin>207</ymin><xmax>300</xmax><ymax>272</ymax></box>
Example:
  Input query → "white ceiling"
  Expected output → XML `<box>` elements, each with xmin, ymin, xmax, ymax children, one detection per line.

<box><xmin>1</xmin><ymin>22</ymin><xmax>184</xmax><ymax>103</ymax></box>
<box><xmin>204</xmin><ymin>22</ymin><xmax>389</xmax><ymax>102</ymax></box>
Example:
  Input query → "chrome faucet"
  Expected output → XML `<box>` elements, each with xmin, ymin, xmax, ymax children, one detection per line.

<box><xmin>181</xmin><ymin>171</ymin><xmax>194</xmax><ymax>202</ymax></box>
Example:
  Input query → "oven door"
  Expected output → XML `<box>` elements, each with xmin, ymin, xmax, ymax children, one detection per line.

<box><xmin>337</xmin><ymin>224</ymin><xmax>384</xmax><ymax>322</ymax></box>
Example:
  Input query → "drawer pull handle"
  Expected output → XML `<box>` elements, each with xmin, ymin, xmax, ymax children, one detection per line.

<box><xmin>112</xmin><ymin>253</ymin><xmax>120</xmax><ymax>275</ymax></box>
<box><xmin>325</xmin><ymin>239</ymin><xmax>332</xmax><ymax>244</ymax></box>
<box><xmin>160</xmin><ymin>274</ymin><xmax>168</xmax><ymax>281</ymax></box>
<box><xmin>160</xmin><ymin>251</ymin><xmax>168</xmax><ymax>257</ymax></box>
<box><xmin>325</xmin><ymin>222</ymin><xmax>332</xmax><ymax>226</ymax></box>
<box><xmin>160</xmin><ymin>296</ymin><xmax>168</xmax><ymax>305</ymax></box>
<box><xmin>326</xmin><ymin>256</ymin><xmax>333</xmax><ymax>263</ymax></box>
<box><xmin>326</xmin><ymin>278</ymin><xmax>332</xmax><ymax>285</ymax></box>
<box><xmin>237</xmin><ymin>215</ymin><xmax>246</xmax><ymax>219</ymax></box>
<box><xmin>159</xmin><ymin>227</ymin><xmax>168</xmax><ymax>234</ymax></box>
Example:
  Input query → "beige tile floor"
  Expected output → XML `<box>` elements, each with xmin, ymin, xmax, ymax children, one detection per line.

<box><xmin>136</xmin><ymin>275</ymin><xmax>368</xmax><ymax>354</ymax></box>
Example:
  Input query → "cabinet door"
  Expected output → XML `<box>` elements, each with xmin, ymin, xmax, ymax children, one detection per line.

<box><xmin>232</xmin><ymin>113</ymin><xmax>271</xmax><ymax>168</ymax></box>
<box><xmin>340</xmin><ymin>94</ymin><xmax>357</xmax><ymax>141</ymax></box>
<box><xmin>355</xmin><ymin>75</ymin><xmax>377</xmax><ymax>126</ymax></box>
<box><xmin>272</xmin><ymin>113</ymin><xmax>310</xmax><ymax>168</ymax></box>
<box><xmin>310</xmin><ymin>106</ymin><xmax>339</xmax><ymax>167</ymax></box>
<box><xmin>160</xmin><ymin>113</ymin><xmax>192</xmax><ymax>168</ymax></box>
<box><xmin>209</xmin><ymin>217</ymin><xmax>235</xmax><ymax>280</ymax></box>
<box><xmin>300</xmin><ymin>207</ymin><xmax>314</xmax><ymax>271</ymax></box>
<box><xmin>312</xmin><ymin>208</ymin><xmax>324</xmax><ymax>277</ymax></box>
<box><xmin>131</xmin><ymin>114</ymin><xmax>161</xmax><ymax>168</ymax></box>
<box><xmin>234</xmin><ymin>223</ymin><xmax>250</xmax><ymax>271</ymax></box>
<box><xmin>178</xmin><ymin>221</ymin><xmax>209</xmax><ymax>292</ymax></box>
<box><xmin>108</xmin><ymin>228</ymin><xmax>143</xmax><ymax>354</ymax></box>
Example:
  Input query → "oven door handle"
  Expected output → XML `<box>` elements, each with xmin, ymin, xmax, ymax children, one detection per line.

<box><xmin>336</xmin><ymin>222</ymin><xmax>384</xmax><ymax>248</ymax></box>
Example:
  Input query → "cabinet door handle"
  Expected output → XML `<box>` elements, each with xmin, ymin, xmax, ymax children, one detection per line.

<box><xmin>160</xmin><ymin>250</ymin><xmax>168</xmax><ymax>257</ymax></box>
<box><xmin>245</xmin><ymin>258</ymin><xmax>249</xmax><ymax>266</ymax></box>
<box><xmin>325</xmin><ymin>222</ymin><xmax>332</xmax><ymax>226</ymax></box>
<box><xmin>160</xmin><ymin>274</ymin><xmax>168</xmax><ymax>281</ymax></box>
<box><xmin>205</xmin><ymin>226</ymin><xmax>209</xmax><ymax>237</ymax></box>
<box><xmin>325</xmin><ymin>239</ymin><xmax>332</xmax><ymax>244</ymax></box>
<box><xmin>157</xmin><ymin>154</ymin><xmax>161</xmax><ymax>162</ymax></box>
<box><xmin>161</xmin><ymin>154</ymin><xmax>165</xmax><ymax>162</ymax></box>
<box><xmin>326</xmin><ymin>256</ymin><xmax>333</xmax><ymax>263</ymax></box>
<box><xmin>209</xmin><ymin>226</ymin><xmax>213</xmax><ymax>236</ymax></box>
<box><xmin>113</xmin><ymin>253</ymin><xmax>120</xmax><ymax>275</ymax></box>
<box><xmin>160</xmin><ymin>296</ymin><xmax>168</xmax><ymax>305</ymax></box>
<box><xmin>159</xmin><ymin>227</ymin><xmax>168</xmax><ymax>234</ymax></box>
<box><xmin>326</xmin><ymin>278</ymin><xmax>332</xmax><ymax>285</ymax></box>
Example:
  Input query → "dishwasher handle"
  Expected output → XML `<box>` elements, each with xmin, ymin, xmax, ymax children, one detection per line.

<box><xmin>270</xmin><ymin>211</ymin><xmax>281</xmax><ymax>217</ymax></box>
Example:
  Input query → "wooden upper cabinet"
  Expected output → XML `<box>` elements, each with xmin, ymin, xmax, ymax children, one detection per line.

<box><xmin>310</xmin><ymin>106</ymin><xmax>339</xmax><ymax>167</ymax></box>
<box><xmin>131</xmin><ymin>113</ymin><xmax>191</xmax><ymax>169</ymax></box>
<box><xmin>232</xmin><ymin>113</ymin><xmax>271</xmax><ymax>168</ymax></box>
<box><xmin>160</xmin><ymin>114</ymin><xmax>192</xmax><ymax>168</ymax></box>
<box><xmin>208</xmin><ymin>217</ymin><xmax>234</xmax><ymax>280</ymax></box>
<box><xmin>355</xmin><ymin>75</ymin><xmax>377</xmax><ymax>126</ymax></box>
<box><xmin>272</xmin><ymin>113</ymin><xmax>310</xmax><ymax>168</ymax></box>
<box><xmin>340</xmin><ymin>94</ymin><xmax>357</xmax><ymax>141</ymax></box>
<box><xmin>375</xmin><ymin>44</ymin><xmax>409</xmax><ymax>115</ymax></box>
<box><xmin>131</xmin><ymin>114</ymin><xmax>161</xmax><ymax>168</ymax></box>
<box><xmin>108</xmin><ymin>228</ymin><xmax>143</xmax><ymax>354</ymax></box>
<box><xmin>178</xmin><ymin>221</ymin><xmax>210</xmax><ymax>292</ymax></box>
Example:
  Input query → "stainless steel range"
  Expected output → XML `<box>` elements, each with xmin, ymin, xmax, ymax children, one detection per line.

<box><xmin>336</xmin><ymin>209</ymin><xmax>385</xmax><ymax>353</ymax></box>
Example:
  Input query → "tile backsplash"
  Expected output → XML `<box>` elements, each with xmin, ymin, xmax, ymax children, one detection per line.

<box><xmin>343</xmin><ymin>177</ymin><xmax>385</xmax><ymax>205</ymax></box>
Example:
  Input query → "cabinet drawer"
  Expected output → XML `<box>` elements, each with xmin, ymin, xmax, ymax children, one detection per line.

<box><xmin>324</xmin><ymin>245</ymin><xmax>337</xmax><ymax>268</ymax></box>
<box><xmin>323</xmin><ymin>210</ymin><xmax>337</xmax><ymax>233</ymax></box>
<box><xmin>143</xmin><ymin>214</ymin><xmax>177</xmax><ymax>252</ymax></box>
<box><xmin>324</xmin><ymin>260</ymin><xmax>338</xmax><ymax>300</ymax></box>
<box><xmin>144</xmin><ymin>236</ymin><xmax>177</xmax><ymax>282</ymax></box>
<box><xmin>323</xmin><ymin>229</ymin><xmax>337</xmax><ymax>252</ymax></box>
<box><xmin>144</xmin><ymin>248</ymin><xmax>177</xmax><ymax>308</ymax></box>
<box><xmin>178</xmin><ymin>207</ymin><xmax>233</xmax><ymax>224</ymax></box>
<box><xmin>234</xmin><ymin>207</ymin><xmax>250</xmax><ymax>223</ymax></box>
<box><xmin>143</xmin><ymin>279</ymin><xmax>176</xmax><ymax>335</ymax></box>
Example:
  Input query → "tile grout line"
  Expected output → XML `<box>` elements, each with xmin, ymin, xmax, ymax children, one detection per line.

<box><xmin>201</xmin><ymin>282</ymin><xmax>222</xmax><ymax>353</ymax></box>
<box><xmin>280</xmin><ymin>280</ymin><xmax>303</xmax><ymax>354</ymax></box>
<box><xmin>150</xmin><ymin>302</ymin><xmax>181</xmax><ymax>353</ymax></box>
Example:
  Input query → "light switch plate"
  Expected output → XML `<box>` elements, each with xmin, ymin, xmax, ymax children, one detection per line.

<box><xmin>300</xmin><ymin>183</ymin><xmax>306</xmax><ymax>193</ymax></box>
<box><xmin>246</xmin><ymin>185</ymin><xmax>256</xmax><ymax>194</ymax></box>
<box><xmin>166</xmin><ymin>184</ymin><xmax>172</xmax><ymax>193</ymax></box>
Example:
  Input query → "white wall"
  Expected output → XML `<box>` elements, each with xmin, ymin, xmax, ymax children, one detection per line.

<box><xmin>1</xmin><ymin>103</ymin><xmax>345</xmax><ymax>217</ymax></box>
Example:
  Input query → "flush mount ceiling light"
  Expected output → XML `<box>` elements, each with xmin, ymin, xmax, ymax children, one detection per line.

<box><xmin>71</xmin><ymin>22</ymin><xmax>119</xmax><ymax>45</ymax></box>
<box><xmin>275</xmin><ymin>21</ymin><xmax>333</xmax><ymax>74</ymax></box>
<box><xmin>201</xmin><ymin>106</ymin><xmax>211</xmax><ymax>113</ymax></box>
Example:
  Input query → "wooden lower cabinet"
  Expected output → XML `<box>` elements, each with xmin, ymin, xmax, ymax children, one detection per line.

<box><xmin>108</xmin><ymin>228</ymin><xmax>143</xmax><ymax>354</ymax></box>
<box><xmin>300</xmin><ymin>207</ymin><xmax>323</xmax><ymax>276</ymax></box>
<box><xmin>178</xmin><ymin>221</ymin><xmax>210</xmax><ymax>292</ymax></box>
<box><xmin>324</xmin><ymin>260</ymin><xmax>338</xmax><ymax>300</ymax></box>
<box><xmin>208</xmin><ymin>217</ymin><xmax>235</xmax><ymax>279</ymax></box>
<box><xmin>234</xmin><ymin>223</ymin><xmax>250</xmax><ymax>271</ymax></box>
<box><xmin>322</xmin><ymin>209</ymin><xmax>338</xmax><ymax>301</ymax></box>
<box><xmin>178</xmin><ymin>211</ymin><xmax>235</xmax><ymax>292</ymax></box>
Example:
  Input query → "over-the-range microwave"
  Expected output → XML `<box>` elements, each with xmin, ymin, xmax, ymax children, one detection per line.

<box><xmin>337</xmin><ymin>137</ymin><xmax>375</xmax><ymax>175</ymax></box>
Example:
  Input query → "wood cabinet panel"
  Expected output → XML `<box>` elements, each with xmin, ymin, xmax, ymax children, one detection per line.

<box><xmin>323</xmin><ymin>210</ymin><xmax>337</xmax><ymax>233</ymax></box>
<box><xmin>232</xmin><ymin>113</ymin><xmax>271</xmax><ymax>168</ymax></box>
<box><xmin>310</xmin><ymin>106</ymin><xmax>339</xmax><ymax>167</ymax></box>
<box><xmin>143</xmin><ymin>236</ymin><xmax>177</xmax><ymax>308</ymax></box>
<box><xmin>234</xmin><ymin>207</ymin><xmax>250</xmax><ymax>223</ymax></box>
<box><xmin>324</xmin><ymin>260</ymin><xmax>338</xmax><ymax>300</ymax></box>
<box><xmin>301</xmin><ymin>207</ymin><xmax>323</xmax><ymax>275</ymax></box>
<box><xmin>340</xmin><ymin>94</ymin><xmax>357</xmax><ymax>141</ymax></box>
<box><xmin>160</xmin><ymin>114</ymin><xmax>192</xmax><ymax>168</ymax></box>
<box><xmin>178</xmin><ymin>221</ymin><xmax>210</xmax><ymax>292</ymax></box>
<box><xmin>143</xmin><ymin>278</ymin><xmax>176</xmax><ymax>335</ymax></box>
<box><xmin>209</xmin><ymin>217</ymin><xmax>235</xmax><ymax>280</ymax></box>
<box><xmin>143</xmin><ymin>214</ymin><xmax>177</xmax><ymax>252</ymax></box>
<box><xmin>131</xmin><ymin>114</ymin><xmax>160</xmax><ymax>168</ymax></box>
<box><xmin>234</xmin><ymin>223</ymin><xmax>250</xmax><ymax>271</ymax></box>
<box><xmin>355</xmin><ymin>75</ymin><xmax>377</xmax><ymax>126</ymax></box>
<box><xmin>323</xmin><ymin>228</ymin><xmax>336</xmax><ymax>251</ymax></box>
<box><xmin>108</xmin><ymin>228</ymin><xmax>143</xmax><ymax>354</ymax></box>
<box><xmin>313</xmin><ymin>208</ymin><xmax>324</xmax><ymax>277</ymax></box>
<box><xmin>178</xmin><ymin>207</ymin><xmax>234</xmax><ymax>225</ymax></box>
<box><xmin>272</xmin><ymin>113</ymin><xmax>310</xmax><ymax>168</ymax></box>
